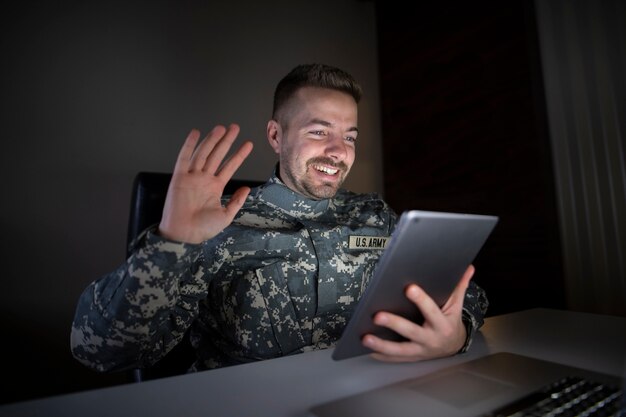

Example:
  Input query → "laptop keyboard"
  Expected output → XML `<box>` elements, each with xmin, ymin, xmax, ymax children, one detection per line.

<box><xmin>486</xmin><ymin>376</ymin><xmax>623</xmax><ymax>417</ymax></box>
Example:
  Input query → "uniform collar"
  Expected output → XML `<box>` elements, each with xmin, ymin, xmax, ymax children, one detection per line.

<box><xmin>257</xmin><ymin>169</ymin><xmax>331</xmax><ymax>218</ymax></box>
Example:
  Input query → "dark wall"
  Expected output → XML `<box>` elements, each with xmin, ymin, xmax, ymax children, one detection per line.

<box><xmin>0</xmin><ymin>0</ymin><xmax>382</xmax><ymax>406</ymax></box>
<box><xmin>376</xmin><ymin>1</ymin><xmax>566</xmax><ymax>317</ymax></box>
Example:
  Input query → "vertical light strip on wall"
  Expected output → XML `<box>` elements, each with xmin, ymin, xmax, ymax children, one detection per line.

<box><xmin>534</xmin><ymin>0</ymin><xmax>626</xmax><ymax>316</ymax></box>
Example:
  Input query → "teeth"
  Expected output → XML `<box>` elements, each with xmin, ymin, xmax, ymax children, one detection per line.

<box><xmin>314</xmin><ymin>165</ymin><xmax>338</xmax><ymax>175</ymax></box>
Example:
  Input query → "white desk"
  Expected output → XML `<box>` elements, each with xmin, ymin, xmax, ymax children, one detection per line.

<box><xmin>1</xmin><ymin>308</ymin><xmax>624</xmax><ymax>417</ymax></box>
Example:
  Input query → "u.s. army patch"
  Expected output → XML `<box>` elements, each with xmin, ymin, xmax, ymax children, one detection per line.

<box><xmin>348</xmin><ymin>236</ymin><xmax>390</xmax><ymax>250</ymax></box>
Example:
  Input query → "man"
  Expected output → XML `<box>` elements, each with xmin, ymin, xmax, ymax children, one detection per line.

<box><xmin>71</xmin><ymin>64</ymin><xmax>488</xmax><ymax>373</ymax></box>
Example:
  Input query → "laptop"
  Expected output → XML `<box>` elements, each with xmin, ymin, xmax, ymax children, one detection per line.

<box><xmin>332</xmin><ymin>210</ymin><xmax>499</xmax><ymax>360</ymax></box>
<box><xmin>311</xmin><ymin>351</ymin><xmax>625</xmax><ymax>417</ymax></box>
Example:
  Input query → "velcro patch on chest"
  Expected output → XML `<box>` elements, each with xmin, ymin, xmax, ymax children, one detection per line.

<box><xmin>348</xmin><ymin>236</ymin><xmax>390</xmax><ymax>250</ymax></box>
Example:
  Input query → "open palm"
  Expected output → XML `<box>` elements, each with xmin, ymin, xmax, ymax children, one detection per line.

<box><xmin>158</xmin><ymin>124</ymin><xmax>254</xmax><ymax>244</ymax></box>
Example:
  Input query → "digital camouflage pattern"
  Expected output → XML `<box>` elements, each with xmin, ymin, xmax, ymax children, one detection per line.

<box><xmin>71</xmin><ymin>174</ymin><xmax>488</xmax><ymax>373</ymax></box>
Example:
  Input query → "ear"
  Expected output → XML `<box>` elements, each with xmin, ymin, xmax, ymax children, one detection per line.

<box><xmin>267</xmin><ymin>120</ymin><xmax>282</xmax><ymax>155</ymax></box>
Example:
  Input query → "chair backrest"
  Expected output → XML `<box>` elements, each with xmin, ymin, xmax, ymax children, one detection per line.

<box><xmin>126</xmin><ymin>171</ymin><xmax>264</xmax><ymax>381</ymax></box>
<box><xmin>126</xmin><ymin>172</ymin><xmax>172</xmax><ymax>257</ymax></box>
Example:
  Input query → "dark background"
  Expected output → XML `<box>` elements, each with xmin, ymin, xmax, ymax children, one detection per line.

<box><xmin>376</xmin><ymin>1</ymin><xmax>565</xmax><ymax>317</ymax></box>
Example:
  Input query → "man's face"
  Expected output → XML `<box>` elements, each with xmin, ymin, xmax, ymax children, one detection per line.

<box><xmin>267</xmin><ymin>86</ymin><xmax>358</xmax><ymax>200</ymax></box>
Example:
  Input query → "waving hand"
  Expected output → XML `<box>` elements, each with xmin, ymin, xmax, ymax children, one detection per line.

<box><xmin>158</xmin><ymin>124</ymin><xmax>254</xmax><ymax>244</ymax></box>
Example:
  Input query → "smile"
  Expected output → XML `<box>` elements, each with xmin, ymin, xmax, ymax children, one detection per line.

<box><xmin>313</xmin><ymin>164</ymin><xmax>339</xmax><ymax>175</ymax></box>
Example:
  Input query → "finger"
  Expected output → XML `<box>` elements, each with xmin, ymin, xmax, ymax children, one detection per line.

<box><xmin>188</xmin><ymin>125</ymin><xmax>227</xmax><ymax>172</ymax></box>
<box><xmin>372</xmin><ymin>311</ymin><xmax>425</xmax><ymax>344</ymax></box>
<box><xmin>174</xmin><ymin>129</ymin><xmax>202</xmax><ymax>173</ymax></box>
<box><xmin>442</xmin><ymin>264</ymin><xmax>475</xmax><ymax>312</ymax></box>
<box><xmin>202</xmin><ymin>124</ymin><xmax>242</xmax><ymax>174</ymax></box>
<box><xmin>216</xmin><ymin>141</ymin><xmax>254</xmax><ymax>181</ymax></box>
<box><xmin>405</xmin><ymin>283</ymin><xmax>447</xmax><ymax>329</ymax></box>
<box><xmin>361</xmin><ymin>333</ymin><xmax>424</xmax><ymax>359</ymax></box>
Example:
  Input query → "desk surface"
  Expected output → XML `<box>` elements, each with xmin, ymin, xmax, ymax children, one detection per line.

<box><xmin>2</xmin><ymin>308</ymin><xmax>625</xmax><ymax>417</ymax></box>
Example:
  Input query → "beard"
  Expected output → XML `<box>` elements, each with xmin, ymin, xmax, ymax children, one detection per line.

<box><xmin>302</xmin><ymin>178</ymin><xmax>340</xmax><ymax>199</ymax></box>
<box><xmin>282</xmin><ymin>157</ymin><xmax>350</xmax><ymax>200</ymax></box>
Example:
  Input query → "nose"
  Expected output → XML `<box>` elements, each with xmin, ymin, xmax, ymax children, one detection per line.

<box><xmin>324</xmin><ymin>134</ymin><xmax>348</xmax><ymax>162</ymax></box>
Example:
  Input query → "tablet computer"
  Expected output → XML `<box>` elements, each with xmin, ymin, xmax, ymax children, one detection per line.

<box><xmin>332</xmin><ymin>210</ymin><xmax>499</xmax><ymax>361</ymax></box>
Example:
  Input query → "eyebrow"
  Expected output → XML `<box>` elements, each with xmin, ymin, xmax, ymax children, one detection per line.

<box><xmin>307</xmin><ymin>118</ymin><xmax>359</xmax><ymax>133</ymax></box>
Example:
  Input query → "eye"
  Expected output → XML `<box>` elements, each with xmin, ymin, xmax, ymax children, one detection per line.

<box><xmin>310</xmin><ymin>130</ymin><xmax>326</xmax><ymax>136</ymax></box>
<box><xmin>345</xmin><ymin>135</ymin><xmax>357</xmax><ymax>144</ymax></box>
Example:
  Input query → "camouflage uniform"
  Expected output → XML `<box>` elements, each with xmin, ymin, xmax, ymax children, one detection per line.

<box><xmin>71</xmin><ymin>174</ymin><xmax>488</xmax><ymax>373</ymax></box>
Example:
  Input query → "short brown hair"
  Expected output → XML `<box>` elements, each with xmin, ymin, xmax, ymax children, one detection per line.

<box><xmin>272</xmin><ymin>63</ymin><xmax>362</xmax><ymax>121</ymax></box>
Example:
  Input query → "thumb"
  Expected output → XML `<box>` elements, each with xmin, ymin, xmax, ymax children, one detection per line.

<box><xmin>224</xmin><ymin>186</ymin><xmax>251</xmax><ymax>219</ymax></box>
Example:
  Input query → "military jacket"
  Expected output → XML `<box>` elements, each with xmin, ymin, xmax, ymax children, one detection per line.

<box><xmin>71</xmin><ymin>175</ymin><xmax>488</xmax><ymax>373</ymax></box>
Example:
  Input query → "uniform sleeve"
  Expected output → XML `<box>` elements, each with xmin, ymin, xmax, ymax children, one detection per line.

<box><xmin>458</xmin><ymin>280</ymin><xmax>489</xmax><ymax>353</ymax></box>
<box><xmin>70</xmin><ymin>229</ymin><xmax>208</xmax><ymax>373</ymax></box>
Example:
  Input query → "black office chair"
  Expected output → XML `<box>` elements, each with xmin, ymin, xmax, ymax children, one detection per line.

<box><xmin>126</xmin><ymin>171</ymin><xmax>263</xmax><ymax>382</ymax></box>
